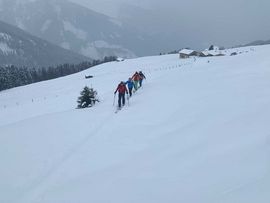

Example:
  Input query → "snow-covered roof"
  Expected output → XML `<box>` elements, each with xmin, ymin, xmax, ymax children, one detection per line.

<box><xmin>202</xmin><ymin>50</ymin><xmax>221</xmax><ymax>56</ymax></box>
<box><xmin>201</xmin><ymin>51</ymin><xmax>210</xmax><ymax>56</ymax></box>
<box><xmin>208</xmin><ymin>50</ymin><xmax>221</xmax><ymax>56</ymax></box>
<box><xmin>116</xmin><ymin>57</ymin><xmax>125</xmax><ymax>62</ymax></box>
<box><xmin>179</xmin><ymin>49</ymin><xmax>195</xmax><ymax>55</ymax></box>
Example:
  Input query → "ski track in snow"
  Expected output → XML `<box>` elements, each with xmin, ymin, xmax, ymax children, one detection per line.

<box><xmin>18</xmin><ymin>112</ymin><xmax>116</xmax><ymax>203</ymax></box>
<box><xmin>0</xmin><ymin>55</ymin><xmax>188</xmax><ymax>203</ymax></box>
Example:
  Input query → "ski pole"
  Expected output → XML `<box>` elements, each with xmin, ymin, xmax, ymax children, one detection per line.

<box><xmin>113</xmin><ymin>93</ymin><xmax>116</xmax><ymax>106</ymax></box>
<box><xmin>127</xmin><ymin>94</ymin><xmax>130</xmax><ymax>106</ymax></box>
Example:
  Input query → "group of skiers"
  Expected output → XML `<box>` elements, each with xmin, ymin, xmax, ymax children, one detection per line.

<box><xmin>114</xmin><ymin>71</ymin><xmax>146</xmax><ymax>109</ymax></box>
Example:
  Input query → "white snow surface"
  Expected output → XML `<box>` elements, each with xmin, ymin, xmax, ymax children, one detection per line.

<box><xmin>41</xmin><ymin>20</ymin><xmax>52</xmax><ymax>33</ymax></box>
<box><xmin>60</xmin><ymin>41</ymin><xmax>70</xmax><ymax>50</ymax></box>
<box><xmin>0</xmin><ymin>32</ymin><xmax>12</xmax><ymax>41</ymax></box>
<box><xmin>179</xmin><ymin>48</ymin><xmax>195</xmax><ymax>55</ymax></box>
<box><xmin>0</xmin><ymin>45</ymin><xmax>270</xmax><ymax>203</ymax></box>
<box><xmin>81</xmin><ymin>41</ymin><xmax>136</xmax><ymax>59</ymax></box>
<box><xmin>0</xmin><ymin>42</ymin><xmax>16</xmax><ymax>54</ymax></box>
<box><xmin>63</xmin><ymin>20</ymin><xmax>87</xmax><ymax>41</ymax></box>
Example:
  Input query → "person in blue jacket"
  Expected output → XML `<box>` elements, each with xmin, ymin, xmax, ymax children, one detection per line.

<box><xmin>125</xmin><ymin>78</ymin><xmax>134</xmax><ymax>97</ymax></box>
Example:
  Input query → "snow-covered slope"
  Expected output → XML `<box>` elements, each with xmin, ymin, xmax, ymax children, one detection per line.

<box><xmin>0</xmin><ymin>45</ymin><xmax>270</xmax><ymax>203</ymax></box>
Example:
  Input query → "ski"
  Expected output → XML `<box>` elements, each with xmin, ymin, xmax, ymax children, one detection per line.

<box><xmin>115</xmin><ymin>107</ymin><xmax>122</xmax><ymax>113</ymax></box>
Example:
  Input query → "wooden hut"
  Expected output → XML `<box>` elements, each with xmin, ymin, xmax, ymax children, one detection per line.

<box><xmin>179</xmin><ymin>49</ymin><xmax>197</xmax><ymax>58</ymax></box>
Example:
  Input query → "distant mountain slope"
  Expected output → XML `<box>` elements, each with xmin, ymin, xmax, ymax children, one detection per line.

<box><xmin>0</xmin><ymin>20</ymin><xmax>91</xmax><ymax>67</ymax></box>
<box><xmin>244</xmin><ymin>39</ymin><xmax>270</xmax><ymax>47</ymax></box>
<box><xmin>0</xmin><ymin>0</ymin><xmax>136</xmax><ymax>59</ymax></box>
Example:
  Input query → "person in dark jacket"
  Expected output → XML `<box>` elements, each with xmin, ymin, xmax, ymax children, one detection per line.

<box><xmin>125</xmin><ymin>78</ymin><xmax>134</xmax><ymax>97</ymax></box>
<box><xmin>138</xmin><ymin>71</ymin><xmax>146</xmax><ymax>87</ymax></box>
<box><xmin>114</xmin><ymin>81</ymin><xmax>128</xmax><ymax>108</ymax></box>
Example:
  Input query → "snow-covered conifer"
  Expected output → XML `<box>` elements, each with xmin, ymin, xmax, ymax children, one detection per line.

<box><xmin>77</xmin><ymin>86</ymin><xmax>99</xmax><ymax>108</ymax></box>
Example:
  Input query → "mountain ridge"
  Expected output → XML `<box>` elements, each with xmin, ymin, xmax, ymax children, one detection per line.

<box><xmin>0</xmin><ymin>20</ymin><xmax>91</xmax><ymax>67</ymax></box>
<box><xmin>0</xmin><ymin>0</ymin><xmax>136</xmax><ymax>59</ymax></box>
<box><xmin>244</xmin><ymin>39</ymin><xmax>270</xmax><ymax>47</ymax></box>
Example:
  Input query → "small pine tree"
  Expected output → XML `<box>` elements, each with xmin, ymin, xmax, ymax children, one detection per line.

<box><xmin>77</xmin><ymin>86</ymin><xmax>99</xmax><ymax>108</ymax></box>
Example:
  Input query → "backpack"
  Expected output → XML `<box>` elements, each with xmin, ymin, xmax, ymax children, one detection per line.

<box><xmin>117</xmin><ymin>83</ymin><xmax>126</xmax><ymax>93</ymax></box>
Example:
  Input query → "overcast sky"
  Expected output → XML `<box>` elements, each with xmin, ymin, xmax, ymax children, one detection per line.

<box><xmin>69</xmin><ymin>0</ymin><xmax>270</xmax><ymax>49</ymax></box>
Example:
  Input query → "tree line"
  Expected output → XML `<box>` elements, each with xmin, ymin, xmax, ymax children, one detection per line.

<box><xmin>0</xmin><ymin>56</ymin><xmax>117</xmax><ymax>91</ymax></box>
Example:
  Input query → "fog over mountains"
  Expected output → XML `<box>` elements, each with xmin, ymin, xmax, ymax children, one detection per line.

<box><xmin>0</xmin><ymin>0</ymin><xmax>139</xmax><ymax>59</ymax></box>
<box><xmin>0</xmin><ymin>20</ymin><xmax>90</xmax><ymax>67</ymax></box>
<box><xmin>70</xmin><ymin>0</ymin><xmax>270</xmax><ymax>52</ymax></box>
<box><xmin>0</xmin><ymin>0</ymin><xmax>269</xmax><ymax>62</ymax></box>
<box><xmin>0</xmin><ymin>0</ymin><xmax>190</xmax><ymax>59</ymax></box>
<box><xmin>244</xmin><ymin>39</ymin><xmax>270</xmax><ymax>47</ymax></box>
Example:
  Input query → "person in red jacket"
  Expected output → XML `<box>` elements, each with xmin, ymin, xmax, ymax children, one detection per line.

<box><xmin>114</xmin><ymin>81</ymin><xmax>128</xmax><ymax>108</ymax></box>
